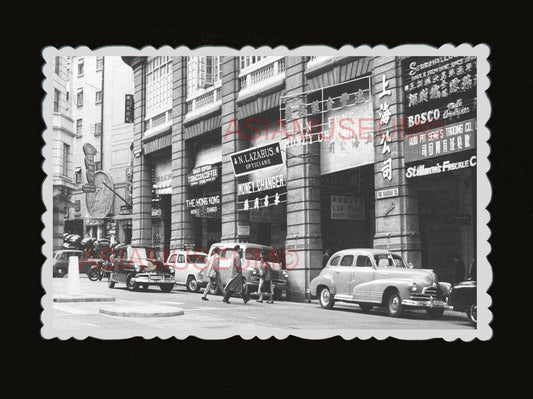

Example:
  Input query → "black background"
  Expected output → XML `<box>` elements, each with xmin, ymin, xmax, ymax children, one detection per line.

<box><xmin>17</xmin><ymin>14</ymin><xmax>529</xmax><ymax>397</ymax></box>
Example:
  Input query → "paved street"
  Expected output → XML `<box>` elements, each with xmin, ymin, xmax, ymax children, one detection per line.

<box><xmin>50</xmin><ymin>276</ymin><xmax>474</xmax><ymax>332</ymax></box>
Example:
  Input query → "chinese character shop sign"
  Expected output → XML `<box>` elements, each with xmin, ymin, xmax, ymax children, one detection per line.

<box><xmin>401</xmin><ymin>56</ymin><xmax>477</xmax><ymax>170</ymax></box>
<box><xmin>378</xmin><ymin>74</ymin><xmax>393</xmax><ymax>182</ymax></box>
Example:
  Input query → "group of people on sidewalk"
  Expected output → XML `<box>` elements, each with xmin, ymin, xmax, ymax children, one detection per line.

<box><xmin>201</xmin><ymin>245</ymin><xmax>275</xmax><ymax>305</ymax></box>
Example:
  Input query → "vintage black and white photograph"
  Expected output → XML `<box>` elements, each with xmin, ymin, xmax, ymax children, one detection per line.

<box><xmin>41</xmin><ymin>45</ymin><xmax>491</xmax><ymax>340</ymax></box>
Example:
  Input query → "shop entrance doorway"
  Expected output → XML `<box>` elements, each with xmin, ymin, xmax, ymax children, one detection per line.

<box><xmin>416</xmin><ymin>166</ymin><xmax>476</xmax><ymax>284</ymax></box>
<box><xmin>320</xmin><ymin>165</ymin><xmax>375</xmax><ymax>254</ymax></box>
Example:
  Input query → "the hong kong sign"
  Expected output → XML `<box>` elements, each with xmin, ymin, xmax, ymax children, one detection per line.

<box><xmin>230</xmin><ymin>142</ymin><xmax>284</xmax><ymax>177</ymax></box>
<box><xmin>187</xmin><ymin>164</ymin><xmax>219</xmax><ymax>186</ymax></box>
<box><xmin>186</xmin><ymin>194</ymin><xmax>221</xmax><ymax>218</ymax></box>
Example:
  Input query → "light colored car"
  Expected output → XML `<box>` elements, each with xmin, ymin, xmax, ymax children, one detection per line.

<box><xmin>309</xmin><ymin>248</ymin><xmax>452</xmax><ymax>318</ymax></box>
<box><xmin>201</xmin><ymin>242</ymin><xmax>289</xmax><ymax>300</ymax></box>
<box><xmin>164</xmin><ymin>250</ymin><xmax>209</xmax><ymax>293</ymax></box>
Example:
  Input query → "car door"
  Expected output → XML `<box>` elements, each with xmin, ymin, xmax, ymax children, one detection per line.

<box><xmin>114</xmin><ymin>247</ymin><xmax>129</xmax><ymax>282</ymax></box>
<box><xmin>214</xmin><ymin>247</ymin><xmax>232</xmax><ymax>285</ymax></box>
<box><xmin>166</xmin><ymin>252</ymin><xmax>180</xmax><ymax>283</ymax></box>
<box><xmin>176</xmin><ymin>253</ymin><xmax>188</xmax><ymax>283</ymax></box>
<box><xmin>352</xmin><ymin>254</ymin><xmax>377</xmax><ymax>302</ymax></box>
<box><xmin>334</xmin><ymin>254</ymin><xmax>355</xmax><ymax>298</ymax></box>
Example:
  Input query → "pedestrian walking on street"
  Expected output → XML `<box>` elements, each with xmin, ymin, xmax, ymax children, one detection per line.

<box><xmin>453</xmin><ymin>254</ymin><xmax>465</xmax><ymax>284</ymax></box>
<box><xmin>256</xmin><ymin>251</ymin><xmax>275</xmax><ymax>304</ymax></box>
<box><xmin>223</xmin><ymin>245</ymin><xmax>250</xmax><ymax>304</ymax></box>
<box><xmin>201</xmin><ymin>247</ymin><xmax>223</xmax><ymax>301</ymax></box>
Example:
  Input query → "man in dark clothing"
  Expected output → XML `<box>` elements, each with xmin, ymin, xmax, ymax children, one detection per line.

<box><xmin>257</xmin><ymin>251</ymin><xmax>275</xmax><ymax>304</ymax></box>
<box><xmin>453</xmin><ymin>255</ymin><xmax>465</xmax><ymax>284</ymax></box>
<box><xmin>222</xmin><ymin>245</ymin><xmax>250</xmax><ymax>304</ymax></box>
<box><xmin>322</xmin><ymin>249</ymin><xmax>332</xmax><ymax>268</ymax></box>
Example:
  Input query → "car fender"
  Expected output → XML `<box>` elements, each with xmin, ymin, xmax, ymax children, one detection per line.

<box><xmin>353</xmin><ymin>278</ymin><xmax>415</xmax><ymax>302</ymax></box>
<box><xmin>309</xmin><ymin>274</ymin><xmax>337</xmax><ymax>296</ymax></box>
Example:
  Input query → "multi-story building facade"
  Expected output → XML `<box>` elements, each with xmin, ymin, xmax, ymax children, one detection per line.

<box><xmin>123</xmin><ymin>55</ymin><xmax>477</xmax><ymax>300</ymax></box>
<box><xmin>52</xmin><ymin>56</ymin><xmax>76</xmax><ymax>250</ymax></box>
<box><xmin>54</xmin><ymin>56</ymin><xmax>134</xmax><ymax>248</ymax></box>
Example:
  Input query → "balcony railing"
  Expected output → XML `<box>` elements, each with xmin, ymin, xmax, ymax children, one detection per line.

<box><xmin>239</xmin><ymin>57</ymin><xmax>285</xmax><ymax>96</ymax></box>
<box><xmin>186</xmin><ymin>83</ymin><xmax>222</xmax><ymax>115</ymax></box>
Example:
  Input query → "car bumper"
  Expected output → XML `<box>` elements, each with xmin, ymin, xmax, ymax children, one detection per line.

<box><xmin>131</xmin><ymin>275</ymin><xmax>175</xmax><ymax>285</ymax></box>
<box><xmin>246</xmin><ymin>280</ymin><xmax>288</xmax><ymax>291</ymax></box>
<box><xmin>402</xmin><ymin>298</ymin><xmax>452</xmax><ymax>309</ymax></box>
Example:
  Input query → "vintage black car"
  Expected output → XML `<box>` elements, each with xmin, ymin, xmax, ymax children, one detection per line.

<box><xmin>107</xmin><ymin>245</ymin><xmax>175</xmax><ymax>292</ymax></box>
<box><xmin>53</xmin><ymin>249</ymin><xmax>102</xmax><ymax>277</ymax></box>
<box><xmin>449</xmin><ymin>280</ymin><xmax>476</xmax><ymax>326</ymax></box>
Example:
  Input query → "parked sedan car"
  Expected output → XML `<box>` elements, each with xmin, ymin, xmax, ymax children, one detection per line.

<box><xmin>164</xmin><ymin>250</ymin><xmax>208</xmax><ymax>292</ymax></box>
<box><xmin>309</xmin><ymin>248</ymin><xmax>452</xmax><ymax>318</ymax></box>
<box><xmin>107</xmin><ymin>245</ymin><xmax>175</xmax><ymax>292</ymax></box>
<box><xmin>449</xmin><ymin>280</ymin><xmax>476</xmax><ymax>326</ymax></box>
<box><xmin>201</xmin><ymin>242</ymin><xmax>289</xmax><ymax>300</ymax></box>
<box><xmin>53</xmin><ymin>249</ymin><xmax>102</xmax><ymax>277</ymax></box>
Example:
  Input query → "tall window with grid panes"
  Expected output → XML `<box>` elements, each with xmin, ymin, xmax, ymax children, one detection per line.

<box><xmin>187</xmin><ymin>56</ymin><xmax>221</xmax><ymax>95</ymax></box>
<box><xmin>145</xmin><ymin>56</ymin><xmax>172</xmax><ymax>120</ymax></box>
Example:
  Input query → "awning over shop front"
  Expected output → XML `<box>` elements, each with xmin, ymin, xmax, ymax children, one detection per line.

<box><xmin>194</xmin><ymin>143</ymin><xmax>222</xmax><ymax>169</ymax></box>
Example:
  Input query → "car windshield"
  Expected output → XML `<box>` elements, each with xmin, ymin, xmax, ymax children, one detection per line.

<box><xmin>128</xmin><ymin>247</ymin><xmax>159</xmax><ymax>261</ymax></box>
<box><xmin>374</xmin><ymin>254</ymin><xmax>407</xmax><ymax>268</ymax></box>
<box><xmin>245</xmin><ymin>247</ymin><xmax>278</xmax><ymax>263</ymax></box>
<box><xmin>187</xmin><ymin>254</ymin><xmax>206</xmax><ymax>264</ymax></box>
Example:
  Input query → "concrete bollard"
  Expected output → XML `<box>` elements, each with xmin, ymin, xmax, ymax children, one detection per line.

<box><xmin>66</xmin><ymin>256</ymin><xmax>81</xmax><ymax>296</ymax></box>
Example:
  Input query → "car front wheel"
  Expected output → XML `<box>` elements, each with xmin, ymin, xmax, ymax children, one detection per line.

<box><xmin>467</xmin><ymin>303</ymin><xmax>477</xmax><ymax>326</ymax></box>
<box><xmin>319</xmin><ymin>287</ymin><xmax>334</xmax><ymax>309</ymax></box>
<box><xmin>126</xmin><ymin>275</ymin><xmax>139</xmax><ymax>291</ymax></box>
<box><xmin>386</xmin><ymin>291</ymin><xmax>403</xmax><ymax>317</ymax></box>
<box><xmin>186</xmin><ymin>276</ymin><xmax>200</xmax><ymax>293</ymax></box>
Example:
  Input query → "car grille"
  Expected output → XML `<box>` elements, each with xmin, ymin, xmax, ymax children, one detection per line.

<box><xmin>410</xmin><ymin>286</ymin><xmax>446</xmax><ymax>301</ymax></box>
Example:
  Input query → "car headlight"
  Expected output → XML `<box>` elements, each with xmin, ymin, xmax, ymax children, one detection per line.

<box><xmin>134</xmin><ymin>264</ymin><xmax>141</xmax><ymax>272</ymax></box>
<box><xmin>169</xmin><ymin>267</ymin><xmax>175</xmax><ymax>274</ymax></box>
<box><xmin>409</xmin><ymin>282</ymin><xmax>418</xmax><ymax>292</ymax></box>
<box><xmin>252</xmin><ymin>269</ymin><xmax>257</xmax><ymax>275</ymax></box>
<box><xmin>283</xmin><ymin>271</ymin><xmax>288</xmax><ymax>278</ymax></box>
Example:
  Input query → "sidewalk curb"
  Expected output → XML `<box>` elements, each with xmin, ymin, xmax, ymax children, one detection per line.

<box><xmin>99</xmin><ymin>306</ymin><xmax>184</xmax><ymax>318</ymax></box>
<box><xmin>54</xmin><ymin>295</ymin><xmax>116</xmax><ymax>303</ymax></box>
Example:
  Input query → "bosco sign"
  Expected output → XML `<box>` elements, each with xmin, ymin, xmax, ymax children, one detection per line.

<box><xmin>402</xmin><ymin>56</ymin><xmax>477</xmax><ymax>165</ymax></box>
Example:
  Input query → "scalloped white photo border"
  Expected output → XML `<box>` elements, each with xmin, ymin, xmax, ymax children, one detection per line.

<box><xmin>41</xmin><ymin>44</ymin><xmax>492</xmax><ymax>340</ymax></box>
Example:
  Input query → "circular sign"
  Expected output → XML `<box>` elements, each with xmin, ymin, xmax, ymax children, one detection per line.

<box><xmin>86</xmin><ymin>171</ymin><xmax>114</xmax><ymax>219</ymax></box>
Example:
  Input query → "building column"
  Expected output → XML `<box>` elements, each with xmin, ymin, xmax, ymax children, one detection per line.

<box><xmin>284</xmin><ymin>57</ymin><xmax>322</xmax><ymax>301</ymax></box>
<box><xmin>372</xmin><ymin>57</ymin><xmax>422</xmax><ymax>267</ymax></box>
<box><xmin>220</xmin><ymin>56</ymin><xmax>246</xmax><ymax>242</ymax></box>
<box><xmin>171</xmin><ymin>57</ymin><xmax>195</xmax><ymax>250</ymax></box>
<box><xmin>131</xmin><ymin>59</ymin><xmax>152</xmax><ymax>246</ymax></box>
